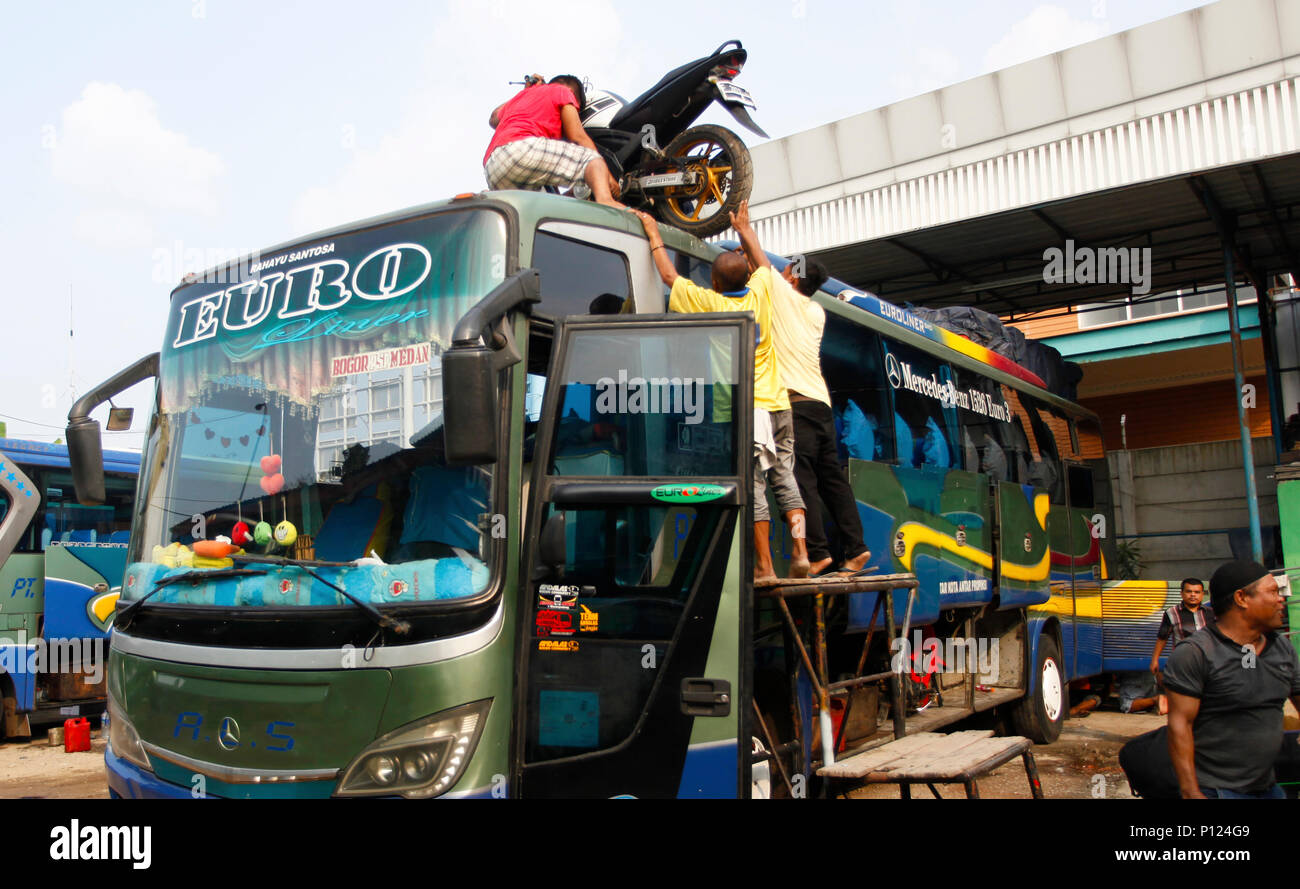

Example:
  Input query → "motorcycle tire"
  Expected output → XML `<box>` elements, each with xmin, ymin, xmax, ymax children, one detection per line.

<box><xmin>656</xmin><ymin>124</ymin><xmax>752</xmax><ymax>238</ymax></box>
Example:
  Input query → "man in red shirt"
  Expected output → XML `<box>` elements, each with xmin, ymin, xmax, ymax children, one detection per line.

<box><xmin>484</xmin><ymin>75</ymin><xmax>623</xmax><ymax>208</ymax></box>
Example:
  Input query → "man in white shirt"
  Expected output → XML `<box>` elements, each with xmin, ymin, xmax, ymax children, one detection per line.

<box><xmin>732</xmin><ymin>213</ymin><xmax>870</xmax><ymax>576</ymax></box>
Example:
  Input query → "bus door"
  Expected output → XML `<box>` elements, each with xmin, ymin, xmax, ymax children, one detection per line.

<box><xmin>516</xmin><ymin>314</ymin><xmax>753</xmax><ymax>798</ymax></box>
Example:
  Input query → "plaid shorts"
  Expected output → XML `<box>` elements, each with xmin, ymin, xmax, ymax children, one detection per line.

<box><xmin>484</xmin><ymin>137</ymin><xmax>599</xmax><ymax>191</ymax></box>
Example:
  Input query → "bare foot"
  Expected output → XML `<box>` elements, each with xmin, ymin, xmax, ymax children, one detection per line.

<box><xmin>1157</xmin><ymin>694</ymin><xmax>1168</xmax><ymax>716</ymax></box>
<box><xmin>754</xmin><ymin>572</ymin><xmax>778</xmax><ymax>585</ymax></box>
<box><xmin>788</xmin><ymin>557</ymin><xmax>811</xmax><ymax>579</ymax></box>
<box><xmin>843</xmin><ymin>549</ymin><xmax>872</xmax><ymax>573</ymax></box>
<box><xmin>809</xmin><ymin>557</ymin><xmax>833</xmax><ymax>576</ymax></box>
<box><xmin>596</xmin><ymin>197</ymin><xmax>628</xmax><ymax>210</ymax></box>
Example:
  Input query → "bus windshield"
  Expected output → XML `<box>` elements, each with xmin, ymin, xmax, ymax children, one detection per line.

<box><xmin>125</xmin><ymin>208</ymin><xmax>508</xmax><ymax>609</ymax></box>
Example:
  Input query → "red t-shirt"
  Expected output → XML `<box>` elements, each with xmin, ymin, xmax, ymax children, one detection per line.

<box><xmin>483</xmin><ymin>83</ymin><xmax>579</xmax><ymax>164</ymax></box>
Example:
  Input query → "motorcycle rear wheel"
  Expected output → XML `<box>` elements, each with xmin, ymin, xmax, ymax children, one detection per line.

<box><xmin>656</xmin><ymin>124</ymin><xmax>752</xmax><ymax>238</ymax></box>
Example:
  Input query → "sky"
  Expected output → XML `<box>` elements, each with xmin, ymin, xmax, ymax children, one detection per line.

<box><xmin>0</xmin><ymin>0</ymin><xmax>1213</xmax><ymax>450</ymax></box>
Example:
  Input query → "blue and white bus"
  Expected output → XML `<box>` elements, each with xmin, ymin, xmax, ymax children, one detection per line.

<box><xmin>0</xmin><ymin>439</ymin><xmax>138</xmax><ymax>738</ymax></box>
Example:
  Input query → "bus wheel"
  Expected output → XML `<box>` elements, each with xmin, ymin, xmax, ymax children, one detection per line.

<box><xmin>1010</xmin><ymin>634</ymin><xmax>1063</xmax><ymax>744</ymax></box>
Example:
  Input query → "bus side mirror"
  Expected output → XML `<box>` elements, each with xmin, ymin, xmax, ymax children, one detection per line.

<box><xmin>106</xmin><ymin>407</ymin><xmax>134</xmax><ymax>431</ymax></box>
<box><xmin>442</xmin><ymin>269</ymin><xmax>540</xmax><ymax>466</ymax></box>
<box><xmin>442</xmin><ymin>345</ymin><xmax>500</xmax><ymax>465</ymax></box>
<box><xmin>67</xmin><ymin>419</ymin><xmax>106</xmax><ymax>506</ymax></box>
<box><xmin>66</xmin><ymin>352</ymin><xmax>159</xmax><ymax>506</ymax></box>
<box><xmin>537</xmin><ymin>512</ymin><xmax>566</xmax><ymax>578</ymax></box>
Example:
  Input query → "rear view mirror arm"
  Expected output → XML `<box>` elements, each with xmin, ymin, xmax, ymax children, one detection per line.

<box><xmin>68</xmin><ymin>353</ymin><xmax>160</xmax><ymax>429</ymax></box>
<box><xmin>65</xmin><ymin>352</ymin><xmax>159</xmax><ymax>505</ymax></box>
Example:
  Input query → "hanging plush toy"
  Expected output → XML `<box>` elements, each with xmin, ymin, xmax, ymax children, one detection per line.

<box><xmin>259</xmin><ymin>453</ymin><xmax>284</xmax><ymax>495</ymax></box>
<box><xmin>254</xmin><ymin>521</ymin><xmax>273</xmax><ymax>547</ymax></box>
<box><xmin>274</xmin><ymin>520</ymin><xmax>298</xmax><ymax>548</ymax></box>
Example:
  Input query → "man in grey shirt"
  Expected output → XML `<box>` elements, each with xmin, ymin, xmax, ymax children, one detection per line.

<box><xmin>1164</xmin><ymin>559</ymin><xmax>1300</xmax><ymax>798</ymax></box>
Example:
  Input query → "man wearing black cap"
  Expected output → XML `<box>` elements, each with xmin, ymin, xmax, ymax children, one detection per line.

<box><xmin>1163</xmin><ymin>560</ymin><xmax>1300</xmax><ymax>798</ymax></box>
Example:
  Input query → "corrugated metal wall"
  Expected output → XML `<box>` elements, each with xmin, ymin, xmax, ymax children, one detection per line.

<box><xmin>737</xmin><ymin>76</ymin><xmax>1300</xmax><ymax>257</ymax></box>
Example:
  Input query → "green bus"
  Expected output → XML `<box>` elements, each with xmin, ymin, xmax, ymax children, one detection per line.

<box><xmin>69</xmin><ymin>191</ymin><xmax>1175</xmax><ymax>798</ymax></box>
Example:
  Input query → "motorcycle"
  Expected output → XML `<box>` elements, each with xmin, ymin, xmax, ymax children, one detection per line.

<box><xmin>577</xmin><ymin>40</ymin><xmax>768</xmax><ymax>237</ymax></box>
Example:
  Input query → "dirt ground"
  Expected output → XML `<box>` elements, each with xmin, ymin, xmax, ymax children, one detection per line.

<box><xmin>0</xmin><ymin>709</ymin><xmax>1166</xmax><ymax>800</ymax></box>
<box><xmin>0</xmin><ymin>728</ymin><xmax>110</xmax><ymax>799</ymax></box>
<box><xmin>849</xmin><ymin>709</ymin><xmax>1166</xmax><ymax>799</ymax></box>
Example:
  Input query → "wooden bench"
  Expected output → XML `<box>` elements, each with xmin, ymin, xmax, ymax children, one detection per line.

<box><xmin>817</xmin><ymin>730</ymin><xmax>1044</xmax><ymax>799</ymax></box>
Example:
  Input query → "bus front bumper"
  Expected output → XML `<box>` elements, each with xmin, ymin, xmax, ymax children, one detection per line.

<box><xmin>105</xmin><ymin>743</ymin><xmax>201</xmax><ymax>799</ymax></box>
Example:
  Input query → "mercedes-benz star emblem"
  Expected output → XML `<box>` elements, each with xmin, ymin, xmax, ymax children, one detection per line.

<box><xmin>218</xmin><ymin>717</ymin><xmax>240</xmax><ymax>750</ymax></box>
<box><xmin>885</xmin><ymin>353</ymin><xmax>902</xmax><ymax>389</ymax></box>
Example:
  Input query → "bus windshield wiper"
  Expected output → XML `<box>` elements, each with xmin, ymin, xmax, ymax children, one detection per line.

<box><xmin>116</xmin><ymin>568</ymin><xmax>269</xmax><ymax>630</ymax></box>
<box><xmin>232</xmin><ymin>553</ymin><xmax>412</xmax><ymax>636</ymax></box>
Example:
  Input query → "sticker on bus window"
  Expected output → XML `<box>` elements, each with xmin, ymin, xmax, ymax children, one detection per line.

<box><xmin>578</xmin><ymin>605</ymin><xmax>599</xmax><ymax>632</ymax></box>
<box><xmin>330</xmin><ymin>342</ymin><xmax>431</xmax><ymax>377</ymax></box>
<box><xmin>536</xmin><ymin>609</ymin><xmax>575</xmax><ymax>636</ymax></box>
<box><xmin>538</xmin><ymin>639</ymin><xmax>580</xmax><ymax>652</ymax></box>
<box><xmin>538</xmin><ymin>584</ymin><xmax>579</xmax><ymax>609</ymax></box>
<box><xmin>650</xmin><ymin>483</ymin><xmax>726</xmax><ymax>503</ymax></box>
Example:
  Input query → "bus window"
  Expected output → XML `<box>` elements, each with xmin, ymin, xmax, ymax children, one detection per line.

<box><xmin>547</xmin><ymin>324</ymin><xmax>739</xmax><ymax>478</ymax></box>
<box><xmin>1076</xmin><ymin>416</ymin><xmax>1106</xmax><ymax>460</ymax></box>
<box><xmin>1001</xmin><ymin>386</ymin><xmax>1041</xmax><ymax>487</ymax></box>
<box><xmin>38</xmin><ymin>470</ymin><xmax>135</xmax><ymax>550</ymax></box>
<box><xmin>955</xmin><ymin>372</ymin><xmax>1013</xmax><ymax>480</ymax></box>
<box><xmin>533</xmin><ymin>231</ymin><xmax>633</xmax><ymax>318</ymax></box>
<box><xmin>1023</xmin><ymin>397</ymin><xmax>1065</xmax><ymax>504</ymax></box>
<box><xmin>661</xmin><ymin>248</ymin><xmax>713</xmax><ymax>302</ymax></box>
<box><xmin>1067</xmin><ymin>464</ymin><xmax>1095</xmax><ymax>510</ymax></box>
<box><xmin>879</xmin><ymin>341</ymin><xmax>959</xmax><ymax>470</ymax></box>
<box><xmin>820</xmin><ymin>318</ymin><xmax>893</xmax><ymax>463</ymax></box>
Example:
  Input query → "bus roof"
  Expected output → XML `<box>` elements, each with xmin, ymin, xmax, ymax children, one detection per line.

<box><xmin>165</xmin><ymin>190</ymin><xmax>1089</xmax><ymax>418</ymax></box>
<box><xmin>0</xmin><ymin>438</ymin><xmax>140</xmax><ymax>474</ymax></box>
<box><xmin>713</xmin><ymin>241</ymin><xmax>1048</xmax><ymax>390</ymax></box>
<box><xmin>167</xmin><ymin>190</ymin><xmax>646</xmax><ymax>299</ymax></box>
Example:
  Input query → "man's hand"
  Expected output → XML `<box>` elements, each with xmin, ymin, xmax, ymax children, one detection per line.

<box><xmin>729</xmin><ymin>199</ymin><xmax>751</xmax><ymax>233</ymax></box>
<box><xmin>635</xmin><ymin>209</ymin><xmax>660</xmax><ymax>241</ymax></box>
<box><xmin>729</xmin><ymin>199</ymin><xmax>769</xmax><ymax>269</ymax></box>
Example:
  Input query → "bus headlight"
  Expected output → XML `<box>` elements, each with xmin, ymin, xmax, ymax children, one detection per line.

<box><xmin>107</xmin><ymin>698</ymin><xmax>151</xmax><ymax>772</ymax></box>
<box><xmin>335</xmin><ymin>700</ymin><xmax>490</xmax><ymax>798</ymax></box>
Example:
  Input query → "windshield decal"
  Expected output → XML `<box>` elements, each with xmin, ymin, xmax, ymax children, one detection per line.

<box><xmin>173</xmin><ymin>242</ymin><xmax>432</xmax><ymax>349</ymax></box>
<box><xmin>331</xmin><ymin>343</ymin><xmax>432</xmax><ymax>377</ymax></box>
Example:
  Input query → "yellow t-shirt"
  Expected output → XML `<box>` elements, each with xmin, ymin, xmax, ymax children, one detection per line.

<box><xmin>768</xmin><ymin>272</ymin><xmax>830</xmax><ymax>406</ymax></box>
<box><xmin>668</xmin><ymin>266</ymin><xmax>790</xmax><ymax>413</ymax></box>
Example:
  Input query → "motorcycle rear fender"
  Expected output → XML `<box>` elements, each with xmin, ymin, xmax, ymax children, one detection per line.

<box><xmin>719</xmin><ymin>98</ymin><xmax>768</xmax><ymax>140</ymax></box>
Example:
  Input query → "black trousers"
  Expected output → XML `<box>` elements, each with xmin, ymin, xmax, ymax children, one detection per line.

<box><xmin>791</xmin><ymin>399</ymin><xmax>867</xmax><ymax>563</ymax></box>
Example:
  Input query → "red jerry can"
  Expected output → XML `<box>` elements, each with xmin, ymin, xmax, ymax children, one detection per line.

<box><xmin>64</xmin><ymin>717</ymin><xmax>91</xmax><ymax>753</ymax></box>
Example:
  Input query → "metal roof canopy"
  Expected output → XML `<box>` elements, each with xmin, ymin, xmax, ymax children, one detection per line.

<box><xmin>810</xmin><ymin>152</ymin><xmax>1300</xmax><ymax>320</ymax></box>
<box><xmin>806</xmin><ymin>151</ymin><xmax>1295</xmax><ymax>564</ymax></box>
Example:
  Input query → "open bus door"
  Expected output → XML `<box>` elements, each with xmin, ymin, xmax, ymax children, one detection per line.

<box><xmin>515</xmin><ymin>314</ymin><xmax>753</xmax><ymax>798</ymax></box>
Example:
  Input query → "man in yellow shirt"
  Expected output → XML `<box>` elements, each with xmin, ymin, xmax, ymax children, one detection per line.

<box><xmin>635</xmin><ymin>207</ymin><xmax>810</xmax><ymax>582</ymax></box>
<box><xmin>749</xmin><ymin>243</ymin><xmax>871</xmax><ymax>576</ymax></box>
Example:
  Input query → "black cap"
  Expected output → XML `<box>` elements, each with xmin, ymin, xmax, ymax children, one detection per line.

<box><xmin>1208</xmin><ymin>560</ymin><xmax>1269</xmax><ymax>612</ymax></box>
